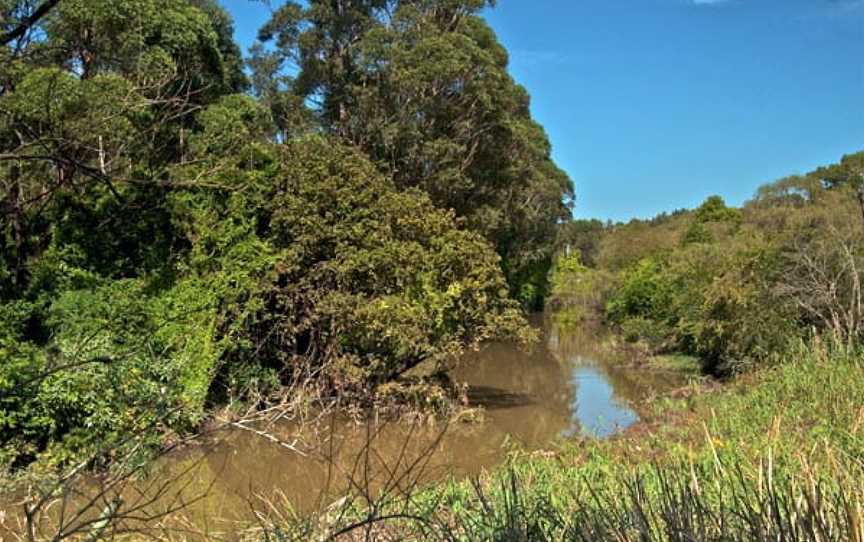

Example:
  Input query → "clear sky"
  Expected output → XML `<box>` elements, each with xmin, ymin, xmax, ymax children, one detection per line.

<box><xmin>223</xmin><ymin>0</ymin><xmax>864</xmax><ymax>222</ymax></box>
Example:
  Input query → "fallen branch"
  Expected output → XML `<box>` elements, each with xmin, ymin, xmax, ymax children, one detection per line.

<box><xmin>225</xmin><ymin>420</ymin><xmax>308</xmax><ymax>457</ymax></box>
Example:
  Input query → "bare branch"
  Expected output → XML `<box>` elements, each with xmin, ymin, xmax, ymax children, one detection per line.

<box><xmin>0</xmin><ymin>0</ymin><xmax>61</xmax><ymax>47</ymax></box>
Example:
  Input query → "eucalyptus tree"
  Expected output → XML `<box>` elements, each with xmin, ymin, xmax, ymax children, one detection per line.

<box><xmin>258</xmin><ymin>0</ymin><xmax>575</xmax><ymax>305</ymax></box>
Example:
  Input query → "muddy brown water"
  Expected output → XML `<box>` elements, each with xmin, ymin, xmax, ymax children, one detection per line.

<box><xmin>4</xmin><ymin>318</ymin><xmax>688</xmax><ymax>538</ymax></box>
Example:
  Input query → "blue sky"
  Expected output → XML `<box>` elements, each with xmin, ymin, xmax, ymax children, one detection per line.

<box><xmin>224</xmin><ymin>0</ymin><xmax>864</xmax><ymax>222</ymax></box>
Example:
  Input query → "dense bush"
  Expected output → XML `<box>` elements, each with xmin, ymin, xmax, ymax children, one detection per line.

<box><xmin>605</xmin><ymin>258</ymin><xmax>672</xmax><ymax>324</ymax></box>
<box><xmin>1</xmin><ymin>123</ymin><xmax>529</xmax><ymax>468</ymax></box>
<box><xmin>212</xmin><ymin>135</ymin><xmax>530</xmax><ymax>393</ymax></box>
<box><xmin>602</xmin><ymin>221</ymin><xmax>809</xmax><ymax>374</ymax></box>
<box><xmin>0</xmin><ymin>281</ymin><xmax>212</xmax><ymax>468</ymax></box>
<box><xmin>667</xmin><ymin>236</ymin><xmax>797</xmax><ymax>374</ymax></box>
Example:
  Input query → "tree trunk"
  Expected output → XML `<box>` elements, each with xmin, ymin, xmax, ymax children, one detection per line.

<box><xmin>6</xmin><ymin>162</ymin><xmax>28</xmax><ymax>288</ymax></box>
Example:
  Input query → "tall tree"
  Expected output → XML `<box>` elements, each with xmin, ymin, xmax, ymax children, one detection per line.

<box><xmin>810</xmin><ymin>151</ymin><xmax>864</xmax><ymax>230</ymax></box>
<box><xmin>258</xmin><ymin>0</ymin><xmax>574</xmax><ymax>303</ymax></box>
<box><xmin>0</xmin><ymin>0</ymin><xmax>245</xmax><ymax>296</ymax></box>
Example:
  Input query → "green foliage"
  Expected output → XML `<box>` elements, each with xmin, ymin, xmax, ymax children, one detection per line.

<box><xmin>2</xmin><ymin>0</ymin><xmax>236</xmax><ymax>465</ymax></box>
<box><xmin>681</xmin><ymin>195</ymin><xmax>741</xmax><ymax>246</ymax></box>
<box><xmin>604</xmin><ymin>258</ymin><xmax>675</xmax><ymax>350</ymax></box>
<box><xmin>171</xmin><ymin>104</ymin><xmax>532</xmax><ymax>394</ymax></box>
<box><xmin>670</xmin><ymin>238</ymin><xmax>797</xmax><ymax>374</ymax></box>
<box><xmin>595</xmin><ymin>215</ymin><xmax>688</xmax><ymax>272</ymax></box>
<box><xmin>809</xmin><ymin>150</ymin><xmax>864</xmax><ymax>190</ymax></box>
<box><xmin>605</xmin><ymin>258</ymin><xmax>672</xmax><ymax>323</ymax></box>
<box><xmin>598</xmin><ymin>233</ymin><xmax>800</xmax><ymax>372</ymax></box>
<box><xmin>258</xmin><ymin>0</ymin><xmax>574</xmax><ymax>298</ymax></box>
<box><xmin>0</xmin><ymin>0</ymin><xmax>245</xmax><ymax>302</ymax></box>
<box><xmin>681</xmin><ymin>221</ymin><xmax>714</xmax><ymax>245</ymax></box>
<box><xmin>552</xmin><ymin>152</ymin><xmax>863</xmax><ymax>374</ymax></box>
<box><xmin>0</xmin><ymin>281</ymin><xmax>209</xmax><ymax>468</ymax></box>
<box><xmin>750</xmin><ymin>175</ymin><xmax>823</xmax><ymax>208</ymax></box>
<box><xmin>2</xmin><ymin>0</ymin><xmax>553</xmax><ymax>472</ymax></box>
<box><xmin>45</xmin><ymin>0</ymin><xmax>243</xmax><ymax>94</ymax></box>
<box><xmin>547</xmin><ymin>252</ymin><xmax>611</xmax><ymax>328</ymax></box>
<box><xmin>693</xmin><ymin>195</ymin><xmax>741</xmax><ymax>224</ymax></box>
<box><xmin>260</xmin><ymin>136</ymin><xmax>529</xmax><ymax>387</ymax></box>
<box><xmin>555</xmin><ymin>219</ymin><xmax>606</xmax><ymax>267</ymax></box>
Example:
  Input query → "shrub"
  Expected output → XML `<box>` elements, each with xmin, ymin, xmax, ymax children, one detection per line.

<box><xmin>250</xmin><ymin>136</ymin><xmax>530</xmax><ymax>391</ymax></box>
<box><xmin>605</xmin><ymin>258</ymin><xmax>672</xmax><ymax>325</ymax></box>
<box><xmin>689</xmin><ymin>250</ymin><xmax>797</xmax><ymax>374</ymax></box>
<box><xmin>619</xmin><ymin>316</ymin><xmax>672</xmax><ymax>348</ymax></box>
<box><xmin>0</xmin><ymin>280</ymin><xmax>209</xmax><ymax>469</ymax></box>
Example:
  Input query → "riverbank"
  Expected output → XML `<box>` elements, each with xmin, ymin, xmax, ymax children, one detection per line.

<box><xmin>2</xmin><ymin>318</ymin><xmax>684</xmax><ymax>538</ymax></box>
<box><xmin>5</xmin><ymin>318</ymin><xmax>860</xmax><ymax>541</ymax></box>
<box><xmin>254</xmin><ymin>341</ymin><xmax>864</xmax><ymax>541</ymax></box>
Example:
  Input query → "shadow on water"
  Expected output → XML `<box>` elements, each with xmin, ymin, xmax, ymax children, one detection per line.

<box><xmin>465</xmin><ymin>386</ymin><xmax>538</xmax><ymax>409</ymax></box>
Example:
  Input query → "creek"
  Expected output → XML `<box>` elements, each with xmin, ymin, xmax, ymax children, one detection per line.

<box><xmin>148</xmin><ymin>317</ymin><xmax>686</xmax><ymax>533</ymax></box>
<box><xmin>4</xmin><ymin>317</ymin><xmax>688</xmax><ymax>538</ymax></box>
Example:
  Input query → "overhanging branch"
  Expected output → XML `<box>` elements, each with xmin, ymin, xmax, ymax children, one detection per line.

<box><xmin>0</xmin><ymin>0</ymin><xmax>61</xmax><ymax>47</ymax></box>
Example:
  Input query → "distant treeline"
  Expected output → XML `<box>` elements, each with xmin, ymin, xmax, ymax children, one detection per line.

<box><xmin>552</xmin><ymin>151</ymin><xmax>864</xmax><ymax>375</ymax></box>
<box><xmin>0</xmin><ymin>0</ymin><xmax>571</xmax><ymax>470</ymax></box>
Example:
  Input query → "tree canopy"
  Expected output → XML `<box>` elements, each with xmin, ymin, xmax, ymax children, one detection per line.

<box><xmin>0</xmin><ymin>0</ymin><xmax>570</xmax><ymax>469</ymax></box>
<box><xmin>257</xmin><ymin>0</ymin><xmax>574</xmax><ymax>306</ymax></box>
<box><xmin>551</xmin><ymin>151</ymin><xmax>864</xmax><ymax>375</ymax></box>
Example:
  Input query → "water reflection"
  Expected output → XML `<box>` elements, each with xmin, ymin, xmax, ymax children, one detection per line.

<box><xmin>549</xmin><ymin>323</ymin><xmax>647</xmax><ymax>438</ymax></box>
<box><xmin>458</xmin><ymin>316</ymin><xmax>681</xmax><ymax>442</ymax></box>
<box><xmin>567</xmin><ymin>364</ymin><xmax>639</xmax><ymax>438</ymax></box>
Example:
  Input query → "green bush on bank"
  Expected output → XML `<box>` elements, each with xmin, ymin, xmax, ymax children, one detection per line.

<box><xmin>0</xmin><ymin>280</ymin><xmax>213</xmax><ymax>468</ymax></box>
<box><xmin>555</xmin><ymin>165</ymin><xmax>864</xmax><ymax>375</ymax></box>
<box><xmin>547</xmin><ymin>252</ymin><xmax>612</xmax><ymax>328</ymax></box>
<box><xmin>0</xmin><ymin>130</ymin><xmax>530</xmax><ymax>470</ymax></box>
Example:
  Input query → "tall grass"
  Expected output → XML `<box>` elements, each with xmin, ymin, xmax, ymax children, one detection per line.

<box><xmin>433</xmin><ymin>459</ymin><xmax>863</xmax><ymax>542</ymax></box>
<box><xmin>249</xmin><ymin>455</ymin><xmax>863</xmax><ymax>541</ymax></box>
